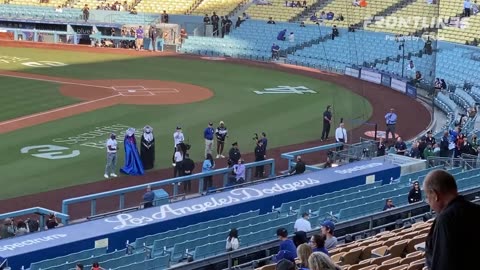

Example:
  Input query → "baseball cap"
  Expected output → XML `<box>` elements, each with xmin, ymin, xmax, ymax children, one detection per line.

<box><xmin>276</xmin><ymin>259</ymin><xmax>296</xmax><ymax>270</ymax></box>
<box><xmin>321</xmin><ymin>220</ymin><xmax>335</xmax><ymax>231</ymax></box>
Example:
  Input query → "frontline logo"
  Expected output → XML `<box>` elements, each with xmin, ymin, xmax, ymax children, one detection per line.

<box><xmin>104</xmin><ymin>178</ymin><xmax>321</xmax><ymax>230</ymax></box>
<box><xmin>0</xmin><ymin>234</ymin><xmax>67</xmax><ymax>252</ymax></box>
<box><xmin>334</xmin><ymin>163</ymin><xmax>383</xmax><ymax>174</ymax></box>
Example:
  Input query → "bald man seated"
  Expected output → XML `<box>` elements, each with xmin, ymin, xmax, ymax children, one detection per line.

<box><xmin>423</xmin><ymin>169</ymin><xmax>480</xmax><ymax>270</ymax></box>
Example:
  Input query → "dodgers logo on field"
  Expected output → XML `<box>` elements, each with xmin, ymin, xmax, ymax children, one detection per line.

<box><xmin>254</xmin><ymin>86</ymin><xmax>317</xmax><ymax>95</ymax></box>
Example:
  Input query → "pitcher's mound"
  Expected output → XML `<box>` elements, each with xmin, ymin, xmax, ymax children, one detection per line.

<box><xmin>60</xmin><ymin>79</ymin><xmax>213</xmax><ymax>105</ymax></box>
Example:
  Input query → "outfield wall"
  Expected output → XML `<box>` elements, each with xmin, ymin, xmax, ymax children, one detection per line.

<box><xmin>1</xmin><ymin>159</ymin><xmax>401</xmax><ymax>269</ymax></box>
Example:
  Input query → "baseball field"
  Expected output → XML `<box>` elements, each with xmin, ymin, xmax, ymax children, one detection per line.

<box><xmin>0</xmin><ymin>42</ymin><xmax>430</xmax><ymax>217</ymax></box>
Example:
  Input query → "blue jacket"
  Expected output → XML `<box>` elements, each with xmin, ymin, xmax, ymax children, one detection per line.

<box><xmin>204</xmin><ymin>127</ymin><xmax>214</xmax><ymax>140</ymax></box>
<box><xmin>277</xmin><ymin>29</ymin><xmax>286</xmax><ymax>40</ymax></box>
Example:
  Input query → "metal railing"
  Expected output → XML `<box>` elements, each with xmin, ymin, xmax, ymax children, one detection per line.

<box><xmin>427</xmin><ymin>156</ymin><xmax>479</xmax><ymax>170</ymax></box>
<box><xmin>280</xmin><ymin>142</ymin><xmax>342</xmax><ymax>171</ymax></box>
<box><xmin>331</xmin><ymin>140</ymin><xmax>378</xmax><ymax>163</ymax></box>
<box><xmin>61</xmin><ymin>159</ymin><xmax>275</xmax><ymax>222</ymax></box>
<box><xmin>0</xmin><ymin>207</ymin><xmax>70</xmax><ymax>230</ymax></box>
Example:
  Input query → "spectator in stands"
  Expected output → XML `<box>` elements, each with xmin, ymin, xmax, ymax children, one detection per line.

<box><xmin>55</xmin><ymin>5</ymin><xmax>63</xmax><ymax>12</ymax></box>
<box><xmin>464</xmin><ymin>0</ymin><xmax>472</xmax><ymax>16</ymax></box>
<box><xmin>202</xmin><ymin>153</ymin><xmax>215</xmax><ymax>192</ymax></box>
<box><xmin>408</xmin><ymin>181</ymin><xmax>422</xmax><ymax>204</ymax></box>
<box><xmin>294</xmin><ymin>212</ymin><xmax>311</xmax><ymax>232</ymax></box>
<box><xmin>320</xmin><ymin>220</ymin><xmax>337</xmax><ymax>250</ymax></box>
<box><xmin>215</xmin><ymin>121</ymin><xmax>228</xmax><ymax>158</ymax></box>
<box><xmin>308</xmin><ymin>252</ymin><xmax>341</xmax><ymax>270</ymax></box>
<box><xmin>331</xmin><ymin>25</ymin><xmax>339</xmax><ymax>40</ymax></box>
<box><xmin>348</xmin><ymin>24</ymin><xmax>355</xmax><ymax>32</ymax></box>
<box><xmin>409</xmin><ymin>141</ymin><xmax>421</xmax><ymax>159</ymax></box>
<box><xmin>353</xmin><ymin>0</ymin><xmax>360</xmax><ymax>6</ymax></box>
<box><xmin>255</xmin><ymin>140</ymin><xmax>266</xmax><ymax>178</ymax></box>
<box><xmin>82</xmin><ymin>4</ymin><xmax>89</xmax><ymax>22</ymax></box>
<box><xmin>143</xmin><ymin>185</ymin><xmax>154</xmax><ymax>208</ymax></box>
<box><xmin>413</xmin><ymin>70</ymin><xmax>422</xmax><ymax>85</ymax></box>
<box><xmin>268</xmin><ymin>17</ymin><xmax>276</xmax><ymax>24</ymax></box>
<box><xmin>293</xmin><ymin>231</ymin><xmax>308</xmax><ymax>247</ymax></box>
<box><xmin>277</xmin><ymin>29</ymin><xmax>287</xmax><ymax>41</ymax></box>
<box><xmin>440</xmin><ymin>79</ymin><xmax>447</xmax><ymax>92</ymax></box>
<box><xmin>424</xmin><ymin>37</ymin><xmax>433</xmax><ymax>55</ymax></box>
<box><xmin>359</xmin><ymin>0</ymin><xmax>367</xmax><ymax>7</ymax></box>
<box><xmin>439</xmin><ymin>131</ymin><xmax>450</xmax><ymax>157</ymax></box>
<box><xmin>161</xmin><ymin>10</ymin><xmax>169</xmax><ymax>23</ymax></box>
<box><xmin>130</xmin><ymin>7</ymin><xmax>137</xmax><ymax>14</ymax></box>
<box><xmin>426</xmin><ymin>130</ymin><xmax>436</xmax><ymax>146</ymax></box>
<box><xmin>75</xmin><ymin>264</ymin><xmax>84</xmax><ymax>270</ymax></box>
<box><xmin>326</xmin><ymin>11</ymin><xmax>334</xmax><ymax>20</ymax></box>
<box><xmin>335</xmin><ymin>14</ymin><xmax>344</xmax><ymax>21</ymax></box>
<box><xmin>135</xmin><ymin>26</ymin><xmax>144</xmax><ymax>51</ymax></box>
<box><xmin>211</xmin><ymin>12</ymin><xmax>220</xmax><ymax>36</ymax></box>
<box><xmin>473</xmin><ymin>0</ymin><xmax>479</xmax><ymax>14</ymax></box>
<box><xmin>0</xmin><ymin>218</ymin><xmax>15</xmax><ymax>239</ymax></box>
<box><xmin>377</xmin><ymin>138</ymin><xmax>386</xmax><ymax>156</ymax></box>
<box><xmin>203</xmin><ymin>14</ymin><xmax>211</xmax><ymax>24</ymax></box>
<box><xmin>235</xmin><ymin>17</ymin><xmax>244</xmax><ymax>28</ymax></box>
<box><xmin>300</xmin><ymin>22</ymin><xmax>306</xmax><ymax>27</ymax></box>
<box><xmin>289</xmin><ymin>156</ymin><xmax>306</xmax><ymax>175</ymax></box>
<box><xmin>424</xmin><ymin>143</ymin><xmax>436</xmax><ymax>163</ymax></box>
<box><xmin>432</xmin><ymin>78</ymin><xmax>442</xmax><ymax>96</ymax></box>
<box><xmin>15</xmin><ymin>220</ymin><xmax>29</xmax><ymax>236</ymax></box>
<box><xmin>297</xmin><ymin>243</ymin><xmax>313</xmax><ymax>269</ymax></box>
<box><xmin>46</xmin><ymin>213</ymin><xmax>60</xmax><ymax>229</ymax></box>
<box><xmin>276</xmin><ymin>259</ymin><xmax>296</xmax><ymax>270</ymax></box>
<box><xmin>226</xmin><ymin>228</ymin><xmax>239</xmax><ymax>251</ymax></box>
<box><xmin>242</xmin><ymin>12</ymin><xmax>250</xmax><ymax>20</ymax></box>
<box><xmin>230</xmin><ymin>159</ymin><xmax>246</xmax><ymax>184</ymax></box>
<box><xmin>394</xmin><ymin>137</ymin><xmax>407</xmax><ymax>155</ymax></box>
<box><xmin>275</xmin><ymin>228</ymin><xmax>297</xmax><ymax>262</ymax></box>
<box><xmin>220</xmin><ymin>16</ymin><xmax>226</xmax><ymax>37</ymax></box>
<box><xmin>309</xmin><ymin>234</ymin><xmax>329</xmax><ymax>255</ymax></box>
<box><xmin>27</xmin><ymin>219</ymin><xmax>39</xmax><ymax>233</ymax></box>
<box><xmin>225</xmin><ymin>16</ymin><xmax>233</xmax><ymax>35</ymax></box>
<box><xmin>323</xmin><ymin>155</ymin><xmax>333</xmax><ymax>168</ymax></box>
<box><xmin>423</xmin><ymin>170</ymin><xmax>480</xmax><ymax>270</ymax></box>
<box><xmin>91</xmin><ymin>262</ymin><xmax>105</xmax><ymax>270</ymax></box>
<box><xmin>271</xmin><ymin>43</ymin><xmax>280</xmax><ymax>60</ymax></box>
<box><xmin>468</xmin><ymin>106</ymin><xmax>477</xmax><ymax>118</ymax></box>
<box><xmin>383</xmin><ymin>198</ymin><xmax>396</xmax><ymax>210</ymax></box>
<box><xmin>470</xmin><ymin>134</ymin><xmax>478</xmax><ymax>154</ymax></box>
<box><xmin>228</xmin><ymin>142</ymin><xmax>241</xmax><ymax>167</ymax></box>
<box><xmin>288</xmin><ymin>32</ymin><xmax>295</xmax><ymax>43</ymax></box>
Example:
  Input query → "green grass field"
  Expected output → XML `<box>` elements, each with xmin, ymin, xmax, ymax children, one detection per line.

<box><xmin>0</xmin><ymin>47</ymin><xmax>373</xmax><ymax>199</ymax></box>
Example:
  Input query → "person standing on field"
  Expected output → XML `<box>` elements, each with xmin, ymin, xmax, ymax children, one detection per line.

<box><xmin>104</xmin><ymin>133</ymin><xmax>118</xmax><ymax>179</ymax></box>
<box><xmin>321</xmin><ymin>105</ymin><xmax>332</xmax><ymax>141</ymax></box>
<box><xmin>215</xmin><ymin>121</ymin><xmax>228</xmax><ymax>158</ymax></box>
<box><xmin>204</xmin><ymin>122</ymin><xmax>215</xmax><ymax>158</ymax></box>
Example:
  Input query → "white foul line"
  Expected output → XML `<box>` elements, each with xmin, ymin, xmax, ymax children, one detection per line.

<box><xmin>0</xmin><ymin>73</ymin><xmax>113</xmax><ymax>89</ymax></box>
<box><xmin>0</xmin><ymin>94</ymin><xmax>121</xmax><ymax>126</ymax></box>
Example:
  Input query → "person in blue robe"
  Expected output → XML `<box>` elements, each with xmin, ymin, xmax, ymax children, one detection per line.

<box><xmin>120</xmin><ymin>127</ymin><xmax>145</xmax><ymax>175</ymax></box>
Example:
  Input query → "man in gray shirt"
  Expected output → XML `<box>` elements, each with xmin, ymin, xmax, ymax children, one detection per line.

<box><xmin>320</xmin><ymin>220</ymin><xmax>338</xmax><ymax>250</ymax></box>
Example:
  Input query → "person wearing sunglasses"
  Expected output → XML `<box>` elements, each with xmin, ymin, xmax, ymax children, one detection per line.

<box><xmin>408</xmin><ymin>181</ymin><xmax>422</xmax><ymax>204</ymax></box>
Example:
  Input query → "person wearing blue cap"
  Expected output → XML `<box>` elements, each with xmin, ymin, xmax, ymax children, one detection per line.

<box><xmin>320</xmin><ymin>220</ymin><xmax>337</xmax><ymax>250</ymax></box>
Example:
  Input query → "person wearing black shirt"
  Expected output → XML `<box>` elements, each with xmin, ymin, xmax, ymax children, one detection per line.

<box><xmin>260</xmin><ymin>132</ymin><xmax>268</xmax><ymax>153</ymax></box>
<box><xmin>181</xmin><ymin>153</ymin><xmax>195</xmax><ymax>193</ymax></box>
<box><xmin>220</xmin><ymin>16</ymin><xmax>226</xmax><ymax>37</ymax></box>
<box><xmin>383</xmin><ymin>198</ymin><xmax>395</xmax><ymax>210</ymax></box>
<box><xmin>235</xmin><ymin>16</ymin><xmax>243</xmax><ymax>28</ymax></box>
<box><xmin>394</xmin><ymin>137</ymin><xmax>407</xmax><ymax>155</ymax></box>
<box><xmin>425</xmin><ymin>131</ymin><xmax>436</xmax><ymax>146</ymax></box>
<box><xmin>424</xmin><ymin>170</ymin><xmax>480</xmax><ymax>270</ymax></box>
<box><xmin>321</xmin><ymin>105</ymin><xmax>332</xmax><ymax>141</ymax></box>
<box><xmin>439</xmin><ymin>131</ymin><xmax>449</xmax><ymax>157</ymax></box>
<box><xmin>203</xmin><ymin>14</ymin><xmax>211</xmax><ymax>24</ymax></box>
<box><xmin>161</xmin><ymin>10</ymin><xmax>169</xmax><ymax>23</ymax></box>
<box><xmin>228</xmin><ymin>142</ymin><xmax>241</xmax><ymax>167</ymax></box>
<box><xmin>418</xmin><ymin>136</ymin><xmax>427</xmax><ymax>159</ymax></box>
<box><xmin>46</xmin><ymin>213</ymin><xmax>59</xmax><ymax>229</ymax></box>
<box><xmin>211</xmin><ymin>12</ymin><xmax>220</xmax><ymax>36</ymax></box>
<box><xmin>289</xmin><ymin>156</ymin><xmax>306</xmax><ymax>175</ymax></box>
<box><xmin>377</xmin><ymin>138</ymin><xmax>386</xmax><ymax>156</ymax></box>
<box><xmin>407</xmin><ymin>181</ymin><xmax>422</xmax><ymax>203</ymax></box>
<box><xmin>424</xmin><ymin>36</ymin><xmax>432</xmax><ymax>55</ymax></box>
<box><xmin>267</xmin><ymin>17</ymin><xmax>276</xmax><ymax>24</ymax></box>
<box><xmin>331</xmin><ymin>25</ymin><xmax>339</xmax><ymax>40</ymax></box>
<box><xmin>225</xmin><ymin>16</ymin><xmax>233</xmax><ymax>35</ymax></box>
<box><xmin>254</xmin><ymin>140</ymin><xmax>266</xmax><ymax>178</ymax></box>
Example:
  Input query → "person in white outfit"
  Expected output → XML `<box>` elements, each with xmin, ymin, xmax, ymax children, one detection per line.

<box><xmin>294</xmin><ymin>212</ymin><xmax>312</xmax><ymax>232</ymax></box>
<box><xmin>104</xmin><ymin>133</ymin><xmax>118</xmax><ymax>178</ymax></box>
<box><xmin>226</xmin><ymin>228</ymin><xmax>240</xmax><ymax>251</ymax></box>
<box><xmin>172</xmin><ymin>126</ymin><xmax>185</xmax><ymax>166</ymax></box>
<box><xmin>335</xmin><ymin>122</ymin><xmax>347</xmax><ymax>151</ymax></box>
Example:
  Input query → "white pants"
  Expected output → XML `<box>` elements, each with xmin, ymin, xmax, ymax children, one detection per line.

<box><xmin>205</xmin><ymin>139</ymin><xmax>213</xmax><ymax>158</ymax></box>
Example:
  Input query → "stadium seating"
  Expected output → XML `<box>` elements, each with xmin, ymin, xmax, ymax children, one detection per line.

<box><xmin>5</xmin><ymin>0</ymin><xmax>66</xmax><ymax>8</ymax></box>
<box><xmin>191</xmin><ymin>0</ymin><xmax>245</xmax><ymax>16</ymax></box>
<box><xmin>246</xmin><ymin>0</ymin><xmax>315</xmax><ymax>22</ymax></box>
<box><xmin>135</xmin><ymin>0</ymin><xmax>196</xmax><ymax>14</ymax></box>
